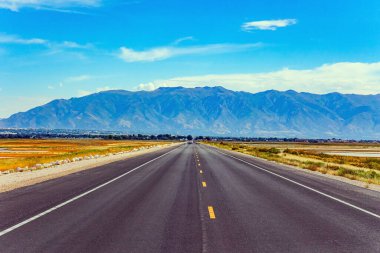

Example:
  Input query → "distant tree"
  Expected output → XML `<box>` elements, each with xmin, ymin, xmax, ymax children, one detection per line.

<box><xmin>187</xmin><ymin>135</ymin><xmax>193</xmax><ymax>141</ymax></box>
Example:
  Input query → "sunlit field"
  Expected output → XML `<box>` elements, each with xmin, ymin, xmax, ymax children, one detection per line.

<box><xmin>0</xmin><ymin>139</ymin><xmax>171</xmax><ymax>172</ymax></box>
<box><xmin>206</xmin><ymin>141</ymin><xmax>380</xmax><ymax>185</ymax></box>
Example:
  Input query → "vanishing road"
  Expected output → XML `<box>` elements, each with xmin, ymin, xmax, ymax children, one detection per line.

<box><xmin>0</xmin><ymin>143</ymin><xmax>379</xmax><ymax>252</ymax></box>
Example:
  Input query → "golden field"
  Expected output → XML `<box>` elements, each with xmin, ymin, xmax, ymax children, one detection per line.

<box><xmin>206</xmin><ymin>141</ymin><xmax>380</xmax><ymax>185</ymax></box>
<box><xmin>0</xmin><ymin>139</ymin><xmax>171</xmax><ymax>172</ymax></box>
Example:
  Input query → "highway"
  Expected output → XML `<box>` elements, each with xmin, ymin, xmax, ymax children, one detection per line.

<box><xmin>0</xmin><ymin>143</ymin><xmax>379</xmax><ymax>252</ymax></box>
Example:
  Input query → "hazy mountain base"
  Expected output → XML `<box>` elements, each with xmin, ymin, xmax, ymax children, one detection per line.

<box><xmin>1</xmin><ymin>87</ymin><xmax>379</xmax><ymax>139</ymax></box>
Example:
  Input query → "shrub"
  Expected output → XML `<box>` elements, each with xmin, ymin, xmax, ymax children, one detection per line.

<box><xmin>326</xmin><ymin>164</ymin><xmax>340</xmax><ymax>171</ymax></box>
<box><xmin>268</xmin><ymin>147</ymin><xmax>281</xmax><ymax>154</ymax></box>
<box><xmin>337</xmin><ymin>167</ymin><xmax>347</xmax><ymax>176</ymax></box>
<box><xmin>365</xmin><ymin>159</ymin><xmax>380</xmax><ymax>170</ymax></box>
<box><xmin>302</xmin><ymin>161</ymin><xmax>323</xmax><ymax>171</ymax></box>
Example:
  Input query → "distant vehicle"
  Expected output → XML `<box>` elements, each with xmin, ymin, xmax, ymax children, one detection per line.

<box><xmin>187</xmin><ymin>140</ymin><xmax>193</xmax><ymax>144</ymax></box>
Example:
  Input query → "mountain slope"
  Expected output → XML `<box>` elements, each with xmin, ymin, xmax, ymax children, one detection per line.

<box><xmin>1</xmin><ymin>87</ymin><xmax>379</xmax><ymax>139</ymax></box>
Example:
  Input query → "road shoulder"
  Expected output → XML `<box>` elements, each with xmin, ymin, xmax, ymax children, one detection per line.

<box><xmin>0</xmin><ymin>143</ymin><xmax>181</xmax><ymax>193</ymax></box>
<box><xmin>205</xmin><ymin>144</ymin><xmax>380</xmax><ymax>193</ymax></box>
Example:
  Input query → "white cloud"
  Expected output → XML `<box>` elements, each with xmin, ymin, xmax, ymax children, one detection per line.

<box><xmin>242</xmin><ymin>19</ymin><xmax>297</xmax><ymax>31</ymax></box>
<box><xmin>0</xmin><ymin>33</ymin><xmax>91</xmax><ymax>51</ymax></box>
<box><xmin>119</xmin><ymin>43</ymin><xmax>262</xmax><ymax>62</ymax></box>
<box><xmin>0</xmin><ymin>0</ymin><xmax>100</xmax><ymax>11</ymax></box>
<box><xmin>136</xmin><ymin>62</ymin><xmax>380</xmax><ymax>95</ymax></box>
<box><xmin>58</xmin><ymin>41</ymin><xmax>92</xmax><ymax>49</ymax></box>
<box><xmin>47</xmin><ymin>82</ymin><xmax>63</xmax><ymax>90</ymax></box>
<box><xmin>0</xmin><ymin>33</ymin><xmax>47</xmax><ymax>45</ymax></box>
<box><xmin>78</xmin><ymin>90</ymin><xmax>91</xmax><ymax>96</ymax></box>
<box><xmin>135</xmin><ymin>82</ymin><xmax>160</xmax><ymax>91</ymax></box>
<box><xmin>66</xmin><ymin>75</ymin><xmax>92</xmax><ymax>82</ymax></box>
<box><xmin>172</xmin><ymin>36</ymin><xmax>195</xmax><ymax>45</ymax></box>
<box><xmin>78</xmin><ymin>86</ymin><xmax>116</xmax><ymax>97</ymax></box>
<box><xmin>95</xmin><ymin>86</ymin><xmax>113</xmax><ymax>92</ymax></box>
<box><xmin>0</xmin><ymin>33</ymin><xmax>93</xmax><ymax>60</ymax></box>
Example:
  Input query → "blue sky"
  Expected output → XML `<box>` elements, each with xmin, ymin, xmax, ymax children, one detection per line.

<box><xmin>0</xmin><ymin>0</ymin><xmax>380</xmax><ymax>117</ymax></box>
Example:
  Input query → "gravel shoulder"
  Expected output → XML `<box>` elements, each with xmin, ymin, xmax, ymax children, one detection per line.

<box><xmin>0</xmin><ymin>143</ymin><xmax>180</xmax><ymax>193</ymax></box>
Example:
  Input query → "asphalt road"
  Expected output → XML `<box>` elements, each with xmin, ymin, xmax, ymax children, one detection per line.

<box><xmin>0</xmin><ymin>143</ymin><xmax>379</xmax><ymax>253</ymax></box>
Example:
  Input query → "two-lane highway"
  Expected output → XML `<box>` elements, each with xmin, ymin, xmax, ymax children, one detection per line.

<box><xmin>0</xmin><ymin>143</ymin><xmax>379</xmax><ymax>252</ymax></box>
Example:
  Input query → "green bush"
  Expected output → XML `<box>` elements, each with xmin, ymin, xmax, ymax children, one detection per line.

<box><xmin>337</xmin><ymin>167</ymin><xmax>347</xmax><ymax>176</ymax></box>
<box><xmin>268</xmin><ymin>147</ymin><xmax>281</xmax><ymax>154</ymax></box>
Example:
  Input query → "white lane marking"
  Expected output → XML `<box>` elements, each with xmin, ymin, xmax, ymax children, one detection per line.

<box><xmin>0</xmin><ymin>145</ymin><xmax>183</xmax><ymax>237</ymax></box>
<box><xmin>213</xmin><ymin>148</ymin><xmax>380</xmax><ymax>220</ymax></box>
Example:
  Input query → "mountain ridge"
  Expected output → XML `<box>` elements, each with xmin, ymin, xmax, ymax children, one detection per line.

<box><xmin>1</xmin><ymin>87</ymin><xmax>379</xmax><ymax>139</ymax></box>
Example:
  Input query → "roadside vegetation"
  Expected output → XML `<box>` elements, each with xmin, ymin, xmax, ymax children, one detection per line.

<box><xmin>0</xmin><ymin>139</ymin><xmax>171</xmax><ymax>173</ymax></box>
<box><xmin>206</xmin><ymin>141</ymin><xmax>380</xmax><ymax>185</ymax></box>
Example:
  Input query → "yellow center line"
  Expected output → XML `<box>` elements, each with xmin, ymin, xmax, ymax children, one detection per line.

<box><xmin>200</xmin><ymin>170</ymin><xmax>203</xmax><ymax>174</ymax></box>
<box><xmin>208</xmin><ymin>206</ymin><xmax>216</xmax><ymax>219</ymax></box>
<box><xmin>202</xmin><ymin>181</ymin><xmax>207</xmax><ymax>187</ymax></box>
<box><xmin>198</xmin><ymin>163</ymin><xmax>201</xmax><ymax>166</ymax></box>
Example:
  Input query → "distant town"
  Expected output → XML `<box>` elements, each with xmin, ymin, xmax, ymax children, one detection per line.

<box><xmin>0</xmin><ymin>128</ymin><xmax>378</xmax><ymax>143</ymax></box>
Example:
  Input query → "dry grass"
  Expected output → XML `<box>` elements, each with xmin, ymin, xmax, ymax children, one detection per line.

<box><xmin>0</xmin><ymin>139</ymin><xmax>171</xmax><ymax>172</ymax></box>
<box><xmin>206</xmin><ymin>141</ymin><xmax>380</xmax><ymax>185</ymax></box>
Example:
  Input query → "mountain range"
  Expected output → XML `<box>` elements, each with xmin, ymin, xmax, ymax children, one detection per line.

<box><xmin>1</xmin><ymin>86</ymin><xmax>379</xmax><ymax>139</ymax></box>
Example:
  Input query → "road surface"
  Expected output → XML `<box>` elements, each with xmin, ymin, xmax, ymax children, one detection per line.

<box><xmin>0</xmin><ymin>143</ymin><xmax>379</xmax><ymax>252</ymax></box>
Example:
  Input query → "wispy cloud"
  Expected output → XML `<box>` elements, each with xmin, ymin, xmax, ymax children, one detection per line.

<box><xmin>0</xmin><ymin>33</ymin><xmax>93</xmax><ymax>59</ymax></box>
<box><xmin>66</xmin><ymin>75</ymin><xmax>93</xmax><ymax>82</ymax></box>
<box><xmin>78</xmin><ymin>86</ymin><xmax>116</xmax><ymax>96</ymax></box>
<box><xmin>136</xmin><ymin>62</ymin><xmax>380</xmax><ymax>95</ymax></box>
<box><xmin>135</xmin><ymin>82</ymin><xmax>157</xmax><ymax>91</ymax></box>
<box><xmin>58</xmin><ymin>41</ymin><xmax>92</xmax><ymax>49</ymax></box>
<box><xmin>47</xmin><ymin>82</ymin><xmax>63</xmax><ymax>90</ymax></box>
<box><xmin>0</xmin><ymin>0</ymin><xmax>101</xmax><ymax>12</ymax></box>
<box><xmin>0</xmin><ymin>33</ymin><xmax>91</xmax><ymax>48</ymax></box>
<box><xmin>119</xmin><ymin>43</ymin><xmax>262</xmax><ymax>62</ymax></box>
<box><xmin>172</xmin><ymin>36</ymin><xmax>195</xmax><ymax>45</ymax></box>
<box><xmin>242</xmin><ymin>19</ymin><xmax>297</xmax><ymax>31</ymax></box>
<box><xmin>0</xmin><ymin>33</ymin><xmax>47</xmax><ymax>45</ymax></box>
